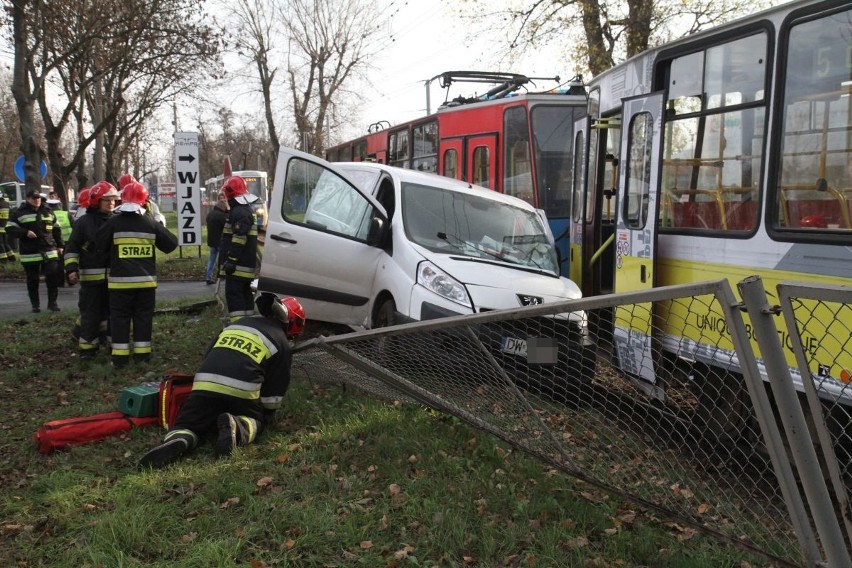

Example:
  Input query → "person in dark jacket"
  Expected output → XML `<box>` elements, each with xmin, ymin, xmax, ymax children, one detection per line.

<box><xmin>6</xmin><ymin>189</ymin><xmax>64</xmax><ymax>312</ymax></box>
<box><xmin>219</xmin><ymin>176</ymin><xmax>259</xmax><ymax>321</ymax></box>
<box><xmin>0</xmin><ymin>192</ymin><xmax>13</xmax><ymax>262</ymax></box>
<box><xmin>204</xmin><ymin>190</ymin><xmax>229</xmax><ymax>285</ymax></box>
<box><xmin>65</xmin><ymin>181</ymin><xmax>119</xmax><ymax>358</ymax></box>
<box><xmin>96</xmin><ymin>181</ymin><xmax>178</xmax><ymax>367</ymax></box>
<box><xmin>138</xmin><ymin>294</ymin><xmax>305</xmax><ymax>469</ymax></box>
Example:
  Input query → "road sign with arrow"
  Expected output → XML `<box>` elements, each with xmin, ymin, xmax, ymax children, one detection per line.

<box><xmin>174</xmin><ymin>132</ymin><xmax>202</xmax><ymax>247</ymax></box>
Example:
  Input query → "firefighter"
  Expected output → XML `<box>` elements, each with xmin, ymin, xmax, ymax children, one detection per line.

<box><xmin>219</xmin><ymin>176</ymin><xmax>259</xmax><ymax>322</ymax></box>
<box><xmin>96</xmin><ymin>181</ymin><xmax>178</xmax><ymax>367</ymax></box>
<box><xmin>0</xmin><ymin>190</ymin><xmax>13</xmax><ymax>262</ymax></box>
<box><xmin>46</xmin><ymin>190</ymin><xmax>72</xmax><ymax>243</ymax></box>
<box><xmin>119</xmin><ymin>172</ymin><xmax>162</xmax><ymax>225</ymax></box>
<box><xmin>138</xmin><ymin>294</ymin><xmax>305</xmax><ymax>469</ymax></box>
<box><xmin>65</xmin><ymin>181</ymin><xmax>119</xmax><ymax>358</ymax></box>
<box><xmin>73</xmin><ymin>187</ymin><xmax>91</xmax><ymax>222</ymax></box>
<box><xmin>6</xmin><ymin>189</ymin><xmax>64</xmax><ymax>312</ymax></box>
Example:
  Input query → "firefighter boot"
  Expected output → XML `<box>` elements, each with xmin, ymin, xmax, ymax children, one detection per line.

<box><xmin>138</xmin><ymin>433</ymin><xmax>193</xmax><ymax>469</ymax></box>
<box><xmin>47</xmin><ymin>288</ymin><xmax>60</xmax><ymax>312</ymax></box>
<box><xmin>215</xmin><ymin>413</ymin><xmax>253</xmax><ymax>457</ymax></box>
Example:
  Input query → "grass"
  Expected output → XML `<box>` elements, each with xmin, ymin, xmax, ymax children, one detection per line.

<box><xmin>0</xmin><ymin>300</ymin><xmax>787</xmax><ymax>567</ymax></box>
<box><xmin>0</xmin><ymin>212</ymin><xmax>787</xmax><ymax>566</ymax></box>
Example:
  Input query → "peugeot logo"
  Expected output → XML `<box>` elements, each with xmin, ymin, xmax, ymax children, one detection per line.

<box><xmin>517</xmin><ymin>294</ymin><xmax>543</xmax><ymax>306</ymax></box>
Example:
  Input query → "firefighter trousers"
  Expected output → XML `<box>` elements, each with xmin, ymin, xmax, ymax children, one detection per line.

<box><xmin>78</xmin><ymin>283</ymin><xmax>110</xmax><ymax>355</ymax></box>
<box><xmin>224</xmin><ymin>275</ymin><xmax>255</xmax><ymax>322</ymax></box>
<box><xmin>24</xmin><ymin>259</ymin><xmax>62</xmax><ymax>308</ymax></box>
<box><xmin>163</xmin><ymin>391</ymin><xmax>265</xmax><ymax>449</ymax></box>
<box><xmin>109</xmin><ymin>287</ymin><xmax>155</xmax><ymax>366</ymax></box>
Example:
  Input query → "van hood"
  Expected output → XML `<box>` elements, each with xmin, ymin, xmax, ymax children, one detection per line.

<box><xmin>435</xmin><ymin>254</ymin><xmax>582</xmax><ymax>306</ymax></box>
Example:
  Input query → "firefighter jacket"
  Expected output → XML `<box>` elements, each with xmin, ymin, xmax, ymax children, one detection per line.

<box><xmin>95</xmin><ymin>204</ymin><xmax>178</xmax><ymax>289</ymax></box>
<box><xmin>0</xmin><ymin>196</ymin><xmax>9</xmax><ymax>235</ymax></box>
<box><xmin>6</xmin><ymin>202</ymin><xmax>64</xmax><ymax>264</ymax></box>
<box><xmin>64</xmin><ymin>209</ymin><xmax>112</xmax><ymax>285</ymax></box>
<box><xmin>220</xmin><ymin>200</ymin><xmax>258</xmax><ymax>279</ymax></box>
<box><xmin>192</xmin><ymin>315</ymin><xmax>292</xmax><ymax>411</ymax></box>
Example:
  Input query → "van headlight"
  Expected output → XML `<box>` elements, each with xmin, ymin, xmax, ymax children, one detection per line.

<box><xmin>417</xmin><ymin>261</ymin><xmax>472</xmax><ymax>308</ymax></box>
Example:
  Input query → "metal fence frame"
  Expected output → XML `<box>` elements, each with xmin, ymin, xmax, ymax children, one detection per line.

<box><xmin>291</xmin><ymin>278</ymin><xmax>851</xmax><ymax>566</ymax></box>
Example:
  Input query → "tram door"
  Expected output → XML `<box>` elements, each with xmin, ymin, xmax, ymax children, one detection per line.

<box><xmin>612</xmin><ymin>92</ymin><xmax>664</xmax><ymax>392</ymax></box>
<box><xmin>439</xmin><ymin>138</ymin><xmax>464</xmax><ymax>181</ymax></box>
<box><xmin>466</xmin><ymin>135</ymin><xmax>497</xmax><ymax>189</ymax></box>
<box><xmin>570</xmin><ymin>116</ymin><xmax>589</xmax><ymax>290</ymax></box>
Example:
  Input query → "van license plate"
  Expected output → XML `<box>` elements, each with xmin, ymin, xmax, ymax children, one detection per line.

<box><xmin>500</xmin><ymin>337</ymin><xmax>527</xmax><ymax>358</ymax></box>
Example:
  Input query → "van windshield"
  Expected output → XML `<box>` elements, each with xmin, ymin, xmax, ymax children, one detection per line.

<box><xmin>401</xmin><ymin>182</ymin><xmax>557</xmax><ymax>273</ymax></box>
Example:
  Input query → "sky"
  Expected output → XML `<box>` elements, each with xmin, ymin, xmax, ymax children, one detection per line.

<box><xmin>340</xmin><ymin>0</ymin><xmax>570</xmax><ymax>140</ymax></box>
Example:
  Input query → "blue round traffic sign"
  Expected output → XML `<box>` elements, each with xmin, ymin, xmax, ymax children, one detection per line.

<box><xmin>14</xmin><ymin>155</ymin><xmax>48</xmax><ymax>182</ymax></box>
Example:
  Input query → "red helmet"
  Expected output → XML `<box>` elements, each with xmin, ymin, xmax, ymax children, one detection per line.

<box><xmin>121</xmin><ymin>181</ymin><xmax>149</xmax><ymax>206</ymax></box>
<box><xmin>118</xmin><ymin>173</ymin><xmax>136</xmax><ymax>190</ymax></box>
<box><xmin>222</xmin><ymin>176</ymin><xmax>247</xmax><ymax>200</ymax></box>
<box><xmin>258</xmin><ymin>294</ymin><xmax>306</xmax><ymax>339</ymax></box>
<box><xmin>77</xmin><ymin>188</ymin><xmax>91</xmax><ymax>209</ymax></box>
<box><xmin>89</xmin><ymin>181</ymin><xmax>119</xmax><ymax>205</ymax></box>
<box><xmin>282</xmin><ymin>296</ymin><xmax>306</xmax><ymax>339</ymax></box>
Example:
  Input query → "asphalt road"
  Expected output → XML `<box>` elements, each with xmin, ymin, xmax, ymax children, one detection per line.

<box><xmin>0</xmin><ymin>279</ymin><xmax>220</xmax><ymax>320</ymax></box>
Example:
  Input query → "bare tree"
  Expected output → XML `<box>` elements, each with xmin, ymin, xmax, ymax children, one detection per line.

<box><xmin>282</xmin><ymin>0</ymin><xmax>384</xmax><ymax>156</ymax></box>
<box><xmin>0</xmin><ymin>69</ymin><xmax>24</xmax><ymax>182</ymax></box>
<box><xmin>227</xmin><ymin>0</ymin><xmax>283</xmax><ymax>170</ymax></box>
<box><xmin>459</xmin><ymin>0</ymin><xmax>773</xmax><ymax>77</ymax></box>
<box><xmin>10</xmin><ymin>0</ymin><xmax>220</xmax><ymax>203</ymax></box>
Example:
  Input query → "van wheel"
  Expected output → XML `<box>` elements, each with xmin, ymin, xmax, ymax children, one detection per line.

<box><xmin>374</xmin><ymin>298</ymin><xmax>396</xmax><ymax>328</ymax></box>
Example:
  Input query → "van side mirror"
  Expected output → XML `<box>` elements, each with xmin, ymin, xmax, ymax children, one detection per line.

<box><xmin>366</xmin><ymin>215</ymin><xmax>387</xmax><ymax>247</ymax></box>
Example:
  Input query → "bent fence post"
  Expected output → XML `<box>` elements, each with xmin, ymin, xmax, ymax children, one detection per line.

<box><xmin>738</xmin><ymin>275</ymin><xmax>850</xmax><ymax>568</ymax></box>
<box><xmin>778</xmin><ymin>281</ymin><xmax>852</xmax><ymax>546</ymax></box>
<box><xmin>719</xmin><ymin>277</ymin><xmax>821</xmax><ymax>566</ymax></box>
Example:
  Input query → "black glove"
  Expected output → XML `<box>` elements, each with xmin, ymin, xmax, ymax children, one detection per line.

<box><xmin>223</xmin><ymin>260</ymin><xmax>236</xmax><ymax>275</ymax></box>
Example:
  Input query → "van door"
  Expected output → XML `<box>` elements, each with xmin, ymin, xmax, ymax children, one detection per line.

<box><xmin>466</xmin><ymin>134</ymin><xmax>497</xmax><ymax>189</ymax></box>
<box><xmin>612</xmin><ymin>93</ymin><xmax>663</xmax><ymax>393</ymax></box>
<box><xmin>258</xmin><ymin>149</ymin><xmax>388</xmax><ymax>327</ymax></box>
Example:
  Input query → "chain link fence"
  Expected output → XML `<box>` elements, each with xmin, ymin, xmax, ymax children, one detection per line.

<box><xmin>777</xmin><ymin>282</ymin><xmax>852</xmax><ymax>554</ymax></box>
<box><xmin>289</xmin><ymin>278</ymin><xmax>851</xmax><ymax>567</ymax></box>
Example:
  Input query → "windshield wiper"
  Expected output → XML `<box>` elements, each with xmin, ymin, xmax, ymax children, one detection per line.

<box><xmin>436</xmin><ymin>231</ymin><xmax>512</xmax><ymax>264</ymax></box>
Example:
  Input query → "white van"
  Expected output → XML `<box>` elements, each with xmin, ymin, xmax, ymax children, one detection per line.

<box><xmin>259</xmin><ymin>147</ymin><xmax>587</xmax><ymax>325</ymax></box>
<box><xmin>258</xmin><ymin>148</ymin><xmax>596</xmax><ymax>393</ymax></box>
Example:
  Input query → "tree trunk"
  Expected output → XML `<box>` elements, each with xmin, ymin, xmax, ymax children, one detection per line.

<box><xmin>579</xmin><ymin>0</ymin><xmax>613</xmax><ymax>76</ymax></box>
<box><xmin>11</xmin><ymin>0</ymin><xmax>43</xmax><ymax>196</ymax></box>
<box><xmin>626</xmin><ymin>0</ymin><xmax>653</xmax><ymax>58</ymax></box>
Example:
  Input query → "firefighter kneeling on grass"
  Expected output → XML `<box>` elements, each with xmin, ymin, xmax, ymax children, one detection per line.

<box><xmin>138</xmin><ymin>294</ymin><xmax>305</xmax><ymax>469</ymax></box>
<box><xmin>96</xmin><ymin>181</ymin><xmax>178</xmax><ymax>367</ymax></box>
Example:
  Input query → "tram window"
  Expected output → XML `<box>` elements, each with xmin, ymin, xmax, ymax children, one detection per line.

<box><xmin>504</xmin><ymin>106</ymin><xmax>534</xmax><ymax>205</ymax></box>
<box><xmin>531</xmin><ymin>105</ymin><xmax>580</xmax><ymax>218</ymax></box>
<box><xmin>389</xmin><ymin>130</ymin><xmax>410</xmax><ymax>168</ymax></box>
<box><xmin>355</xmin><ymin>140</ymin><xmax>367</xmax><ymax>161</ymax></box>
<box><xmin>473</xmin><ymin>146</ymin><xmax>490</xmax><ymax>188</ymax></box>
<box><xmin>775</xmin><ymin>7</ymin><xmax>852</xmax><ymax>233</ymax></box>
<box><xmin>623</xmin><ymin>113</ymin><xmax>653</xmax><ymax>229</ymax></box>
<box><xmin>412</xmin><ymin>121</ymin><xmax>438</xmax><ymax>172</ymax></box>
<box><xmin>705</xmin><ymin>35</ymin><xmax>766</xmax><ymax>110</ymax></box>
<box><xmin>661</xmin><ymin>110</ymin><xmax>762</xmax><ymax>232</ymax></box>
<box><xmin>443</xmin><ymin>149</ymin><xmax>458</xmax><ymax>179</ymax></box>
<box><xmin>669</xmin><ymin>52</ymin><xmax>703</xmax><ymax>115</ymax></box>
